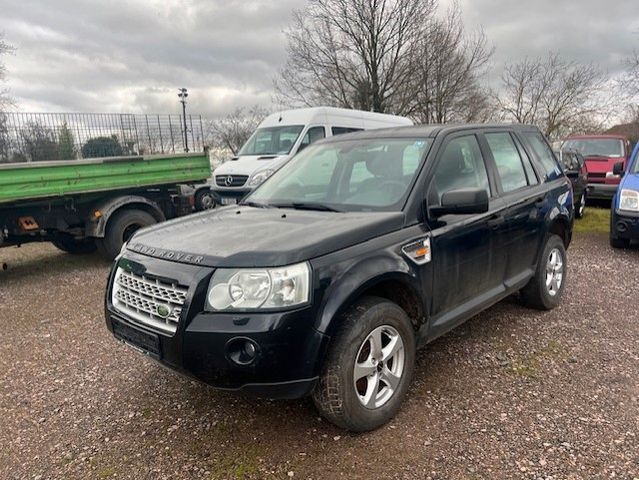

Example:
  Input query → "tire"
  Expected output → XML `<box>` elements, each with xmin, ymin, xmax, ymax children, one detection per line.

<box><xmin>610</xmin><ymin>237</ymin><xmax>630</xmax><ymax>249</ymax></box>
<box><xmin>96</xmin><ymin>209</ymin><xmax>156</xmax><ymax>260</ymax></box>
<box><xmin>575</xmin><ymin>192</ymin><xmax>586</xmax><ymax>219</ymax></box>
<box><xmin>195</xmin><ymin>188</ymin><xmax>216</xmax><ymax>211</ymax></box>
<box><xmin>312</xmin><ymin>296</ymin><xmax>416</xmax><ymax>432</ymax></box>
<box><xmin>520</xmin><ymin>235</ymin><xmax>567</xmax><ymax>311</ymax></box>
<box><xmin>52</xmin><ymin>235</ymin><xmax>97</xmax><ymax>254</ymax></box>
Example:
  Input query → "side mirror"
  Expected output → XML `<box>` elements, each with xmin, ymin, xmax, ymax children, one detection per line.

<box><xmin>613</xmin><ymin>161</ymin><xmax>625</xmax><ymax>176</ymax></box>
<box><xmin>430</xmin><ymin>188</ymin><xmax>489</xmax><ymax>217</ymax></box>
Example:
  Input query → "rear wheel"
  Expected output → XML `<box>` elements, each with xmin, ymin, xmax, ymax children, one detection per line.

<box><xmin>312</xmin><ymin>296</ymin><xmax>416</xmax><ymax>432</ymax></box>
<box><xmin>520</xmin><ymin>235</ymin><xmax>567</xmax><ymax>310</ymax></box>
<box><xmin>52</xmin><ymin>235</ymin><xmax>97</xmax><ymax>254</ymax></box>
<box><xmin>96</xmin><ymin>209</ymin><xmax>156</xmax><ymax>260</ymax></box>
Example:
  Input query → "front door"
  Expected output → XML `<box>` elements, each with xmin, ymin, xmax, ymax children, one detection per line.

<box><xmin>425</xmin><ymin>133</ymin><xmax>506</xmax><ymax>339</ymax></box>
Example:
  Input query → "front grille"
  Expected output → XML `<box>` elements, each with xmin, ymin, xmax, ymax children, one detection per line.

<box><xmin>111</xmin><ymin>267</ymin><xmax>188</xmax><ymax>334</ymax></box>
<box><xmin>215</xmin><ymin>175</ymin><xmax>248</xmax><ymax>187</ymax></box>
<box><xmin>588</xmin><ymin>172</ymin><xmax>606</xmax><ymax>183</ymax></box>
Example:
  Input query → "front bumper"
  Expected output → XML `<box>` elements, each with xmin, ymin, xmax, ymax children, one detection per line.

<box><xmin>587</xmin><ymin>182</ymin><xmax>618</xmax><ymax>200</ymax></box>
<box><xmin>104</xmin><ymin>251</ymin><xmax>329</xmax><ymax>399</ymax></box>
<box><xmin>611</xmin><ymin>209</ymin><xmax>639</xmax><ymax>241</ymax></box>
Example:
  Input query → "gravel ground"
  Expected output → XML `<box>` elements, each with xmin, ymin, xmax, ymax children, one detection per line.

<box><xmin>0</xmin><ymin>233</ymin><xmax>637</xmax><ymax>480</ymax></box>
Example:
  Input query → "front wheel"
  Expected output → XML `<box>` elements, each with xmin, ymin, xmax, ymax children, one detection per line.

<box><xmin>520</xmin><ymin>235</ymin><xmax>567</xmax><ymax>310</ymax></box>
<box><xmin>195</xmin><ymin>188</ymin><xmax>216</xmax><ymax>211</ymax></box>
<box><xmin>312</xmin><ymin>296</ymin><xmax>416</xmax><ymax>432</ymax></box>
<box><xmin>575</xmin><ymin>192</ymin><xmax>586</xmax><ymax>219</ymax></box>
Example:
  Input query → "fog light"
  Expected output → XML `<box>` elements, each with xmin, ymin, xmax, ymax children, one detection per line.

<box><xmin>226</xmin><ymin>337</ymin><xmax>259</xmax><ymax>366</ymax></box>
<box><xmin>617</xmin><ymin>221</ymin><xmax>628</xmax><ymax>233</ymax></box>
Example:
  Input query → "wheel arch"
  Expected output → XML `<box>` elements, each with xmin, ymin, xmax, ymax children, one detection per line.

<box><xmin>85</xmin><ymin>195</ymin><xmax>165</xmax><ymax>238</ymax></box>
<box><xmin>315</xmin><ymin>268</ymin><xmax>427</xmax><ymax>340</ymax></box>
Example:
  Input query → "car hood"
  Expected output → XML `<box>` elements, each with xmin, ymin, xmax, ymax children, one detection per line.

<box><xmin>212</xmin><ymin>155</ymin><xmax>288</xmax><ymax>177</ymax></box>
<box><xmin>126</xmin><ymin>206</ymin><xmax>405</xmax><ymax>268</ymax></box>
<box><xmin>621</xmin><ymin>171</ymin><xmax>639</xmax><ymax>190</ymax></box>
<box><xmin>584</xmin><ymin>155</ymin><xmax>624</xmax><ymax>174</ymax></box>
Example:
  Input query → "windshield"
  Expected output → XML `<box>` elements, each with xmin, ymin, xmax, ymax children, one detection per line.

<box><xmin>246</xmin><ymin>137</ymin><xmax>432</xmax><ymax>212</ymax></box>
<box><xmin>562</xmin><ymin>138</ymin><xmax>624</xmax><ymax>158</ymax></box>
<box><xmin>238</xmin><ymin>125</ymin><xmax>304</xmax><ymax>156</ymax></box>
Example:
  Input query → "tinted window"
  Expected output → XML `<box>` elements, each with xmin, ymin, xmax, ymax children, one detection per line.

<box><xmin>485</xmin><ymin>133</ymin><xmax>528</xmax><ymax>193</ymax></box>
<box><xmin>430</xmin><ymin>135</ymin><xmax>490</xmax><ymax>205</ymax></box>
<box><xmin>298</xmin><ymin>126</ymin><xmax>326</xmax><ymax>152</ymax></box>
<box><xmin>332</xmin><ymin>127</ymin><xmax>363</xmax><ymax>136</ymax></box>
<box><xmin>523</xmin><ymin>131</ymin><xmax>561</xmax><ymax>179</ymax></box>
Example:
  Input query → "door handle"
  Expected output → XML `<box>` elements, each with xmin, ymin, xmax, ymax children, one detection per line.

<box><xmin>487</xmin><ymin>213</ymin><xmax>505</xmax><ymax>229</ymax></box>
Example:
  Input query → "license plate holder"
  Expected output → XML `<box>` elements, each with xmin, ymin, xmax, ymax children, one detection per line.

<box><xmin>112</xmin><ymin>317</ymin><xmax>161</xmax><ymax>360</ymax></box>
<box><xmin>220</xmin><ymin>197</ymin><xmax>236</xmax><ymax>205</ymax></box>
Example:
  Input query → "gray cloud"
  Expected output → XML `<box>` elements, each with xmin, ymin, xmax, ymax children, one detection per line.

<box><xmin>2</xmin><ymin>0</ymin><xmax>638</xmax><ymax>118</ymax></box>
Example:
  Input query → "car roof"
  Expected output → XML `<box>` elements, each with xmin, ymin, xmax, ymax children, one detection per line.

<box><xmin>564</xmin><ymin>134</ymin><xmax>628</xmax><ymax>140</ymax></box>
<box><xmin>315</xmin><ymin>123</ymin><xmax>540</xmax><ymax>143</ymax></box>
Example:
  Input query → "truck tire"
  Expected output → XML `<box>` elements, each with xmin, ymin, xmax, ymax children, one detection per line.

<box><xmin>312</xmin><ymin>296</ymin><xmax>416</xmax><ymax>432</ymax></box>
<box><xmin>520</xmin><ymin>235</ymin><xmax>567</xmax><ymax>310</ymax></box>
<box><xmin>52</xmin><ymin>235</ymin><xmax>97</xmax><ymax>254</ymax></box>
<box><xmin>195</xmin><ymin>188</ymin><xmax>216</xmax><ymax>211</ymax></box>
<box><xmin>96</xmin><ymin>209</ymin><xmax>156</xmax><ymax>260</ymax></box>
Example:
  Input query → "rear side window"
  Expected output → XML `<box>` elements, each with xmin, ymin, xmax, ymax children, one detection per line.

<box><xmin>485</xmin><ymin>133</ymin><xmax>528</xmax><ymax>193</ymax></box>
<box><xmin>522</xmin><ymin>131</ymin><xmax>562</xmax><ymax>180</ymax></box>
<box><xmin>332</xmin><ymin>127</ymin><xmax>363</xmax><ymax>136</ymax></box>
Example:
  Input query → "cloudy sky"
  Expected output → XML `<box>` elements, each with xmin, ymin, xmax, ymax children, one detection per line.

<box><xmin>1</xmin><ymin>0</ymin><xmax>638</xmax><ymax>118</ymax></box>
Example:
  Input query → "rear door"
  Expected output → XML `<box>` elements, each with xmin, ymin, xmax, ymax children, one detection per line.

<box><xmin>481</xmin><ymin>130</ymin><xmax>546</xmax><ymax>288</ymax></box>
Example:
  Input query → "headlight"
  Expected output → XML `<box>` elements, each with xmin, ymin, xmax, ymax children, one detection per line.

<box><xmin>248</xmin><ymin>169</ymin><xmax>275</xmax><ymax>187</ymax></box>
<box><xmin>619</xmin><ymin>189</ymin><xmax>639</xmax><ymax>212</ymax></box>
<box><xmin>205</xmin><ymin>262</ymin><xmax>311</xmax><ymax>311</ymax></box>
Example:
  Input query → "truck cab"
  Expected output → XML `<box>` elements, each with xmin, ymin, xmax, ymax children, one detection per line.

<box><xmin>210</xmin><ymin>107</ymin><xmax>412</xmax><ymax>205</ymax></box>
<box><xmin>562</xmin><ymin>134</ymin><xmax>632</xmax><ymax>200</ymax></box>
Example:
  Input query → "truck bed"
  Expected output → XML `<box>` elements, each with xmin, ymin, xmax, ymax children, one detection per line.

<box><xmin>0</xmin><ymin>153</ymin><xmax>211</xmax><ymax>205</ymax></box>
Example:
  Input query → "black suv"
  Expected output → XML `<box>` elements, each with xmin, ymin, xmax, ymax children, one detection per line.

<box><xmin>105</xmin><ymin>124</ymin><xmax>573</xmax><ymax>432</ymax></box>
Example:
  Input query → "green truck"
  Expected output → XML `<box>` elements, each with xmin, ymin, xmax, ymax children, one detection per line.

<box><xmin>0</xmin><ymin>152</ymin><xmax>211</xmax><ymax>261</ymax></box>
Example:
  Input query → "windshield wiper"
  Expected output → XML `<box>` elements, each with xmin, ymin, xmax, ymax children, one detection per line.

<box><xmin>272</xmin><ymin>202</ymin><xmax>342</xmax><ymax>212</ymax></box>
<box><xmin>239</xmin><ymin>200</ymin><xmax>274</xmax><ymax>209</ymax></box>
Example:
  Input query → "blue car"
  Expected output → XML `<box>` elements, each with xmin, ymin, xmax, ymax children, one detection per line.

<box><xmin>610</xmin><ymin>143</ymin><xmax>639</xmax><ymax>248</ymax></box>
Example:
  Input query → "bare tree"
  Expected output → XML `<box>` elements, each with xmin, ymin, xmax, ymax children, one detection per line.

<box><xmin>0</xmin><ymin>35</ymin><xmax>14</xmax><ymax>112</ymax></box>
<box><xmin>275</xmin><ymin>0</ymin><xmax>436</xmax><ymax>114</ymax></box>
<box><xmin>498</xmin><ymin>53</ymin><xmax>609</xmax><ymax>140</ymax></box>
<box><xmin>411</xmin><ymin>2</ymin><xmax>494</xmax><ymax>123</ymax></box>
<box><xmin>204</xmin><ymin>106</ymin><xmax>269</xmax><ymax>155</ymax></box>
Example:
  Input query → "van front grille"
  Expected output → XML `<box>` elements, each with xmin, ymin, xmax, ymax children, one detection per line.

<box><xmin>111</xmin><ymin>267</ymin><xmax>188</xmax><ymax>334</ymax></box>
<box><xmin>215</xmin><ymin>175</ymin><xmax>248</xmax><ymax>187</ymax></box>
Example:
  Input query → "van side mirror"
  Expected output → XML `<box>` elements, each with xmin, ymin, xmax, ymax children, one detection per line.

<box><xmin>613</xmin><ymin>161</ymin><xmax>625</xmax><ymax>176</ymax></box>
<box><xmin>429</xmin><ymin>188</ymin><xmax>489</xmax><ymax>217</ymax></box>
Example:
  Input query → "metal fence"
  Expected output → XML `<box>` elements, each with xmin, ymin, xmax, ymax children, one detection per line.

<box><xmin>0</xmin><ymin>112</ymin><xmax>205</xmax><ymax>163</ymax></box>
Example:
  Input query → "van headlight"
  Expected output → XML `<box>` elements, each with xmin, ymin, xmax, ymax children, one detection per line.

<box><xmin>619</xmin><ymin>189</ymin><xmax>639</xmax><ymax>212</ymax></box>
<box><xmin>205</xmin><ymin>262</ymin><xmax>311</xmax><ymax>311</ymax></box>
<box><xmin>248</xmin><ymin>169</ymin><xmax>275</xmax><ymax>187</ymax></box>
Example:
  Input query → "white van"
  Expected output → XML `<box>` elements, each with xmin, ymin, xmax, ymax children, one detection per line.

<box><xmin>210</xmin><ymin>107</ymin><xmax>413</xmax><ymax>205</ymax></box>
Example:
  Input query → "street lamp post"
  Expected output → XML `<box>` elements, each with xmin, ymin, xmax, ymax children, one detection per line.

<box><xmin>178</xmin><ymin>88</ymin><xmax>189</xmax><ymax>152</ymax></box>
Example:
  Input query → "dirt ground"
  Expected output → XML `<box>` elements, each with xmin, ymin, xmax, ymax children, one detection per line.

<box><xmin>0</xmin><ymin>233</ymin><xmax>637</xmax><ymax>480</ymax></box>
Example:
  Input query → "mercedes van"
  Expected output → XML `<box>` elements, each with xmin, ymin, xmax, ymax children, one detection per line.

<box><xmin>210</xmin><ymin>107</ymin><xmax>412</xmax><ymax>205</ymax></box>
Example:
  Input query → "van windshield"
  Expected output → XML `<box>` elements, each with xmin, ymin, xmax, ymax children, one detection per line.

<box><xmin>562</xmin><ymin>138</ymin><xmax>624</xmax><ymax>158</ymax></box>
<box><xmin>246</xmin><ymin>137</ymin><xmax>432</xmax><ymax>212</ymax></box>
<box><xmin>238</xmin><ymin>125</ymin><xmax>304</xmax><ymax>156</ymax></box>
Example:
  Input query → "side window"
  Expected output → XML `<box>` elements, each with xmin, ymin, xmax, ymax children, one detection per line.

<box><xmin>430</xmin><ymin>135</ymin><xmax>490</xmax><ymax>205</ymax></box>
<box><xmin>485</xmin><ymin>133</ymin><xmax>528</xmax><ymax>193</ymax></box>
<box><xmin>332</xmin><ymin>126</ymin><xmax>363</xmax><ymax>136</ymax></box>
<box><xmin>514</xmin><ymin>136</ymin><xmax>539</xmax><ymax>185</ymax></box>
<box><xmin>522</xmin><ymin>131</ymin><xmax>561</xmax><ymax>180</ymax></box>
<box><xmin>298</xmin><ymin>126</ymin><xmax>326</xmax><ymax>152</ymax></box>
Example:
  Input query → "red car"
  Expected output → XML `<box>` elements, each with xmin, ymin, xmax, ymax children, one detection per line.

<box><xmin>562</xmin><ymin>135</ymin><xmax>633</xmax><ymax>200</ymax></box>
